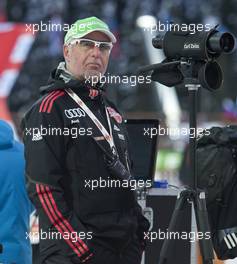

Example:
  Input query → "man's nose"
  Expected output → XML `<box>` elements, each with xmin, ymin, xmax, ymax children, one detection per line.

<box><xmin>91</xmin><ymin>45</ymin><xmax>101</xmax><ymax>57</ymax></box>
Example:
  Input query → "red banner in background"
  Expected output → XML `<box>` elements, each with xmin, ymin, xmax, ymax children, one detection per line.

<box><xmin>0</xmin><ymin>22</ymin><xmax>35</xmax><ymax>121</ymax></box>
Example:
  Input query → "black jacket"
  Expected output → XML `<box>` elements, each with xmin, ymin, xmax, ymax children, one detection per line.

<box><xmin>21</xmin><ymin>68</ymin><xmax>150</xmax><ymax>263</ymax></box>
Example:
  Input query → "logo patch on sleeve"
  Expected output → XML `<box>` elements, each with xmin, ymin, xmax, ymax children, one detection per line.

<box><xmin>106</xmin><ymin>107</ymin><xmax>122</xmax><ymax>124</ymax></box>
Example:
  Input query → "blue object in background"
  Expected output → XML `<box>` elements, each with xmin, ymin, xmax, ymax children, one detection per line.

<box><xmin>153</xmin><ymin>179</ymin><xmax>169</xmax><ymax>188</ymax></box>
<box><xmin>0</xmin><ymin>119</ymin><xmax>34</xmax><ymax>264</ymax></box>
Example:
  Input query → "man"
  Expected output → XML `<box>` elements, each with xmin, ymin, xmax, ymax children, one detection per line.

<box><xmin>22</xmin><ymin>16</ymin><xmax>149</xmax><ymax>264</ymax></box>
<box><xmin>0</xmin><ymin>119</ymin><xmax>33</xmax><ymax>264</ymax></box>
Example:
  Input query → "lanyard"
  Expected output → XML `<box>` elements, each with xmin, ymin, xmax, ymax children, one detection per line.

<box><xmin>66</xmin><ymin>88</ymin><xmax>117</xmax><ymax>155</ymax></box>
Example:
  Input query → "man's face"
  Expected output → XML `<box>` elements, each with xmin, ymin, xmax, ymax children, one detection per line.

<box><xmin>63</xmin><ymin>31</ymin><xmax>111</xmax><ymax>82</ymax></box>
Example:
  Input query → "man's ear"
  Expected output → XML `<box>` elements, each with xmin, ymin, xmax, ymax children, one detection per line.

<box><xmin>63</xmin><ymin>44</ymin><xmax>70</xmax><ymax>62</ymax></box>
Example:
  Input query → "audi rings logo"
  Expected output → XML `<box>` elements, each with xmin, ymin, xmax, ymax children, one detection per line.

<box><xmin>64</xmin><ymin>108</ymin><xmax>86</xmax><ymax>119</ymax></box>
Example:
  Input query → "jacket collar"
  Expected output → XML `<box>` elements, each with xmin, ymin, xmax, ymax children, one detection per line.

<box><xmin>40</xmin><ymin>62</ymin><xmax>106</xmax><ymax>101</ymax></box>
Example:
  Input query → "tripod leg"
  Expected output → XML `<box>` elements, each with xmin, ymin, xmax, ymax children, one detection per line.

<box><xmin>194</xmin><ymin>191</ymin><xmax>214</xmax><ymax>264</ymax></box>
<box><xmin>159</xmin><ymin>191</ymin><xmax>190</xmax><ymax>264</ymax></box>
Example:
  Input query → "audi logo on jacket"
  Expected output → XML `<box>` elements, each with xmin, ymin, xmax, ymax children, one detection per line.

<box><xmin>64</xmin><ymin>107</ymin><xmax>86</xmax><ymax>119</ymax></box>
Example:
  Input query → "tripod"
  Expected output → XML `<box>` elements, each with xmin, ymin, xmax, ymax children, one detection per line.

<box><xmin>158</xmin><ymin>61</ymin><xmax>214</xmax><ymax>264</ymax></box>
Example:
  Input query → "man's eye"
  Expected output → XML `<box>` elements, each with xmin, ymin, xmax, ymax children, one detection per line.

<box><xmin>80</xmin><ymin>40</ymin><xmax>94</xmax><ymax>48</ymax></box>
<box><xmin>100</xmin><ymin>44</ymin><xmax>111</xmax><ymax>51</ymax></box>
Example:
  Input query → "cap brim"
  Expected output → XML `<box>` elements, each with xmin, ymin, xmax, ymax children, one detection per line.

<box><xmin>65</xmin><ymin>29</ymin><xmax>117</xmax><ymax>45</ymax></box>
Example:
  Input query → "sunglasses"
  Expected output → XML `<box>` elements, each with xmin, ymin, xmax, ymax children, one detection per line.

<box><xmin>69</xmin><ymin>38</ymin><xmax>113</xmax><ymax>52</ymax></box>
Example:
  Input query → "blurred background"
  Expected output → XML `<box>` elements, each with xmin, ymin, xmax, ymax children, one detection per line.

<box><xmin>0</xmin><ymin>0</ymin><xmax>237</xmax><ymax>187</ymax></box>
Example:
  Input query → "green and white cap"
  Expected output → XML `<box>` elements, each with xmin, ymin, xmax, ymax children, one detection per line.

<box><xmin>64</xmin><ymin>16</ymin><xmax>117</xmax><ymax>45</ymax></box>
